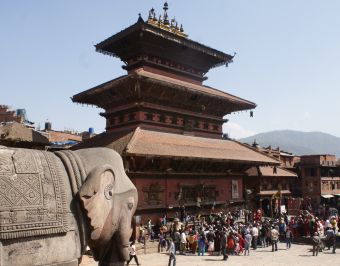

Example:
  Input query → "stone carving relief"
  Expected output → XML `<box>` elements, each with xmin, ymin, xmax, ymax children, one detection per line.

<box><xmin>0</xmin><ymin>148</ymin><xmax>68</xmax><ymax>240</ymax></box>
<box><xmin>142</xmin><ymin>182</ymin><xmax>164</xmax><ymax>206</ymax></box>
<box><xmin>176</xmin><ymin>184</ymin><xmax>218</xmax><ymax>204</ymax></box>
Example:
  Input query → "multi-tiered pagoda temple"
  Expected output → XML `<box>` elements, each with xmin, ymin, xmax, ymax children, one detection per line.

<box><xmin>73</xmin><ymin>3</ymin><xmax>278</xmax><ymax>222</ymax></box>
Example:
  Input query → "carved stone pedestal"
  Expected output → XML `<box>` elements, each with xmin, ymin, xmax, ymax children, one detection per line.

<box><xmin>99</xmin><ymin>262</ymin><xmax>125</xmax><ymax>266</ymax></box>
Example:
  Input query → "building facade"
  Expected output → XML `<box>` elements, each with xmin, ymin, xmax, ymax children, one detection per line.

<box><xmin>300</xmin><ymin>154</ymin><xmax>340</xmax><ymax>211</ymax></box>
<box><xmin>72</xmin><ymin>3</ymin><xmax>279</xmax><ymax>222</ymax></box>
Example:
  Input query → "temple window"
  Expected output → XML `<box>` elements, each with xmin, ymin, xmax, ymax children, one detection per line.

<box><xmin>159</xmin><ymin>114</ymin><xmax>166</xmax><ymax>123</ymax></box>
<box><xmin>129</xmin><ymin>113</ymin><xmax>136</xmax><ymax>121</ymax></box>
<box><xmin>146</xmin><ymin>112</ymin><xmax>153</xmax><ymax>120</ymax></box>
<box><xmin>171</xmin><ymin>116</ymin><xmax>178</xmax><ymax>124</ymax></box>
<box><xmin>331</xmin><ymin>182</ymin><xmax>335</xmax><ymax>190</ymax></box>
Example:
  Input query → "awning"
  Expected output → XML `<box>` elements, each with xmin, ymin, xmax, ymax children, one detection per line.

<box><xmin>257</xmin><ymin>190</ymin><xmax>291</xmax><ymax>196</ymax></box>
<box><xmin>321</xmin><ymin>194</ymin><xmax>334</xmax><ymax>199</ymax></box>
<box><xmin>333</xmin><ymin>194</ymin><xmax>340</xmax><ymax>196</ymax></box>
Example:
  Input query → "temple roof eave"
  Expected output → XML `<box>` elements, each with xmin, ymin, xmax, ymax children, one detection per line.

<box><xmin>124</xmin><ymin>152</ymin><xmax>279</xmax><ymax>166</ymax></box>
<box><xmin>125</xmin><ymin>128</ymin><xmax>279</xmax><ymax>165</ymax></box>
<box><xmin>72</xmin><ymin>128</ymin><xmax>279</xmax><ymax>166</ymax></box>
<box><xmin>72</xmin><ymin>71</ymin><xmax>256</xmax><ymax>112</ymax></box>
<box><xmin>94</xmin><ymin>21</ymin><xmax>233</xmax><ymax>69</ymax></box>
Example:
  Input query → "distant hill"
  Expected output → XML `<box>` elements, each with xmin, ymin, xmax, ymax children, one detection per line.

<box><xmin>239</xmin><ymin>130</ymin><xmax>340</xmax><ymax>157</ymax></box>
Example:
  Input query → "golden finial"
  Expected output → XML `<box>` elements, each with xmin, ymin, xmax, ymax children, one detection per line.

<box><xmin>170</xmin><ymin>18</ymin><xmax>175</xmax><ymax>29</ymax></box>
<box><xmin>137</xmin><ymin>13</ymin><xmax>144</xmax><ymax>23</ymax></box>
<box><xmin>147</xmin><ymin>8</ymin><xmax>158</xmax><ymax>25</ymax></box>
<box><xmin>148</xmin><ymin>8</ymin><xmax>153</xmax><ymax>20</ymax></box>
<box><xmin>153</xmin><ymin>10</ymin><xmax>157</xmax><ymax>22</ymax></box>
<box><xmin>163</xmin><ymin>2</ymin><xmax>169</xmax><ymax>12</ymax></box>
<box><xmin>145</xmin><ymin>2</ymin><xmax>188</xmax><ymax>38</ymax></box>
<box><xmin>163</xmin><ymin>2</ymin><xmax>169</xmax><ymax>26</ymax></box>
<box><xmin>180</xmin><ymin>24</ymin><xmax>184</xmax><ymax>32</ymax></box>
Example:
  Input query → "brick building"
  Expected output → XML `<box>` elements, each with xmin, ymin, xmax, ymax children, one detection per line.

<box><xmin>245</xmin><ymin>165</ymin><xmax>298</xmax><ymax>216</ymax></box>
<box><xmin>0</xmin><ymin>105</ymin><xmax>27</xmax><ymax>124</ymax></box>
<box><xmin>72</xmin><ymin>3</ymin><xmax>279</xmax><ymax>222</ymax></box>
<box><xmin>40</xmin><ymin>122</ymin><xmax>91</xmax><ymax>150</ymax></box>
<box><xmin>300</xmin><ymin>154</ymin><xmax>340</xmax><ymax>211</ymax></box>
<box><xmin>250</xmin><ymin>141</ymin><xmax>299</xmax><ymax>171</ymax></box>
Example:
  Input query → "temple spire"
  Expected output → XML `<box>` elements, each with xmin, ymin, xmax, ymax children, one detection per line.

<box><xmin>137</xmin><ymin>13</ymin><xmax>144</xmax><ymax>23</ymax></box>
<box><xmin>163</xmin><ymin>2</ymin><xmax>169</xmax><ymax>25</ymax></box>
<box><xmin>146</xmin><ymin>2</ymin><xmax>188</xmax><ymax>38</ymax></box>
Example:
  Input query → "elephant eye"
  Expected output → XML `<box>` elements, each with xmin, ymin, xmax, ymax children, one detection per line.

<box><xmin>104</xmin><ymin>184</ymin><xmax>113</xmax><ymax>200</ymax></box>
<box><xmin>128</xmin><ymin>202</ymin><xmax>134</xmax><ymax>210</ymax></box>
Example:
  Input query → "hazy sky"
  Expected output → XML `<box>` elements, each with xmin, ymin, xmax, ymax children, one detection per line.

<box><xmin>1</xmin><ymin>1</ymin><xmax>339</xmax><ymax>138</ymax></box>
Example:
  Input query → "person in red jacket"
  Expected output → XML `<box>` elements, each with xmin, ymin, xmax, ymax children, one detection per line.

<box><xmin>238</xmin><ymin>233</ymin><xmax>245</xmax><ymax>254</ymax></box>
<box><xmin>227</xmin><ymin>232</ymin><xmax>235</xmax><ymax>254</ymax></box>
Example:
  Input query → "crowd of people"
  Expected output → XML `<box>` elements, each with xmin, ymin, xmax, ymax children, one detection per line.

<box><xmin>134</xmin><ymin>207</ymin><xmax>339</xmax><ymax>265</ymax></box>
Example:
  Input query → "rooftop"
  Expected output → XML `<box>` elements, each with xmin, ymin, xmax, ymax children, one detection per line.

<box><xmin>0</xmin><ymin>122</ymin><xmax>49</xmax><ymax>146</ymax></box>
<box><xmin>72</xmin><ymin>69</ymin><xmax>256</xmax><ymax>114</ymax></box>
<box><xmin>94</xmin><ymin>2</ymin><xmax>234</xmax><ymax>81</ymax></box>
<box><xmin>74</xmin><ymin>127</ymin><xmax>279</xmax><ymax>165</ymax></box>
<box><xmin>246</xmin><ymin>166</ymin><xmax>298</xmax><ymax>177</ymax></box>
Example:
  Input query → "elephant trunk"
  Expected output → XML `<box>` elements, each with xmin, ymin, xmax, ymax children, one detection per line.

<box><xmin>116</xmin><ymin>216</ymin><xmax>133</xmax><ymax>261</ymax></box>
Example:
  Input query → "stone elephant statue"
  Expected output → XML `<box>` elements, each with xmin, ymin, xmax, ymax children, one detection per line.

<box><xmin>0</xmin><ymin>146</ymin><xmax>138</xmax><ymax>266</ymax></box>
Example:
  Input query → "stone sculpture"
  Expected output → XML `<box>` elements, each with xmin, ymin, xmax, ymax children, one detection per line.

<box><xmin>0</xmin><ymin>146</ymin><xmax>138</xmax><ymax>266</ymax></box>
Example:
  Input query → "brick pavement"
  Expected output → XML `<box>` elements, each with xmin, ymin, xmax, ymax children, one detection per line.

<box><xmin>80</xmin><ymin>241</ymin><xmax>339</xmax><ymax>266</ymax></box>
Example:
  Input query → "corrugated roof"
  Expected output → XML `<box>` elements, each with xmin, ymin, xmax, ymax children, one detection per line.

<box><xmin>246</xmin><ymin>166</ymin><xmax>297</xmax><ymax>177</ymax></box>
<box><xmin>125</xmin><ymin>128</ymin><xmax>278</xmax><ymax>164</ymax></box>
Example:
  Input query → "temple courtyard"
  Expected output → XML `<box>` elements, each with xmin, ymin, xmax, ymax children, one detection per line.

<box><xmin>80</xmin><ymin>242</ymin><xmax>339</xmax><ymax>266</ymax></box>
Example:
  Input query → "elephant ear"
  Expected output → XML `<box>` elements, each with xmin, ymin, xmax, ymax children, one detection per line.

<box><xmin>79</xmin><ymin>164</ymin><xmax>115</xmax><ymax>243</ymax></box>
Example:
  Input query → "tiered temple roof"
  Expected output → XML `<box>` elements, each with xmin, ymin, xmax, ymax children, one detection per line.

<box><xmin>74</xmin><ymin>127</ymin><xmax>278</xmax><ymax>165</ymax></box>
<box><xmin>94</xmin><ymin>3</ymin><xmax>234</xmax><ymax>84</ymax></box>
<box><xmin>72</xmin><ymin>69</ymin><xmax>255</xmax><ymax>116</ymax></box>
<box><xmin>73</xmin><ymin>2</ymin><xmax>269</xmax><ymax>164</ymax></box>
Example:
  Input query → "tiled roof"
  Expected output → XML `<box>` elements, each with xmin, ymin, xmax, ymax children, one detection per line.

<box><xmin>136</xmin><ymin>69</ymin><xmax>255</xmax><ymax>108</ymax></box>
<box><xmin>95</xmin><ymin>20</ymin><xmax>233</xmax><ymax>69</ymax></box>
<box><xmin>246</xmin><ymin>166</ymin><xmax>297</xmax><ymax>177</ymax></box>
<box><xmin>71</xmin><ymin>130</ymin><xmax>135</xmax><ymax>155</ymax></box>
<box><xmin>72</xmin><ymin>70</ymin><xmax>256</xmax><ymax>110</ymax></box>
<box><xmin>125</xmin><ymin>128</ymin><xmax>278</xmax><ymax>164</ymax></box>
<box><xmin>73</xmin><ymin>128</ymin><xmax>278</xmax><ymax>164</ymax></box>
